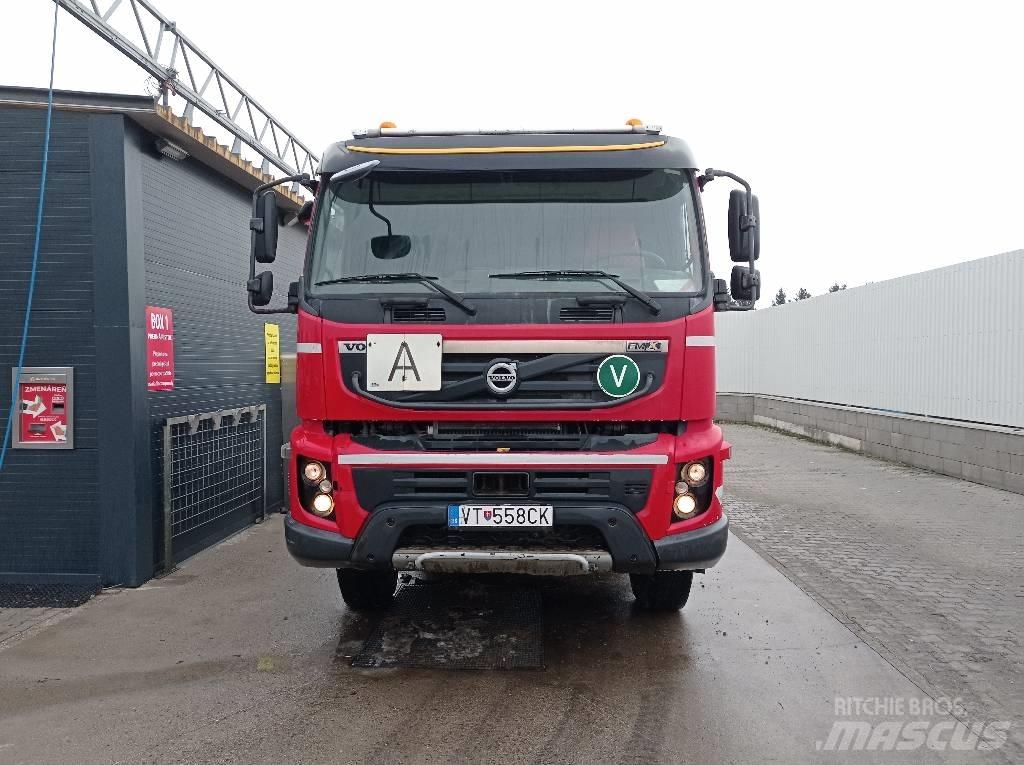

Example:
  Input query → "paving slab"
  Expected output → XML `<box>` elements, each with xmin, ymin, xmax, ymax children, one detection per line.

<box><xmin>723</xmin><ymin>422</ymin><xmax>1023</xmax><ymax>762</ymax></box>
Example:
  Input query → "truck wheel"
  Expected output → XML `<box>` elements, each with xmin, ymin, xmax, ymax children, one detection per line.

<box><xmin>630</xmin><ymin>571</ymin><xmax>693</xmax><ymax>611</ymax></box>
<box><xmin>336</xmin><ymin>569</ymin><xmax>397</xmax><ymax>611</ymax></box>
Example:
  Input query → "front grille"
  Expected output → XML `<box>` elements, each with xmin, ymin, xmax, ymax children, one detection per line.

<box><xmin>559</xmin><ymin>305</ymin><xmax>615</xmax><ymax>323</ymax></box>
<box><xmin>344</xmin><ymin>420</ymin><xmax>671</xmax><ymax>452</ymax></box>
<box><xmin>440</xmin><ymin>353</ymin><xmax>599</xmax><ymax>401</ymax></box>
<box><xmin>424</xmin><ymin>421</ymin><xmax>606</xmax><ymax>450</ymax></box>
<box><xmin>352</xmin><ymin>468</ymin><xmax>652</xmax><ymax>512</ymax></box>
<box><xmin>533</xmin><ymin>471</ymin><xmax>610</xmax><ymax>500</ymax></box>
<box><xmin>397</xmin><ymin>524</ymin><xmax>608</xmax><ymax>551</ymax></box>
<box><xmin>341</xmin><ymin>351</ymin><xmax>666</xmax><ymax>408</ymax></box>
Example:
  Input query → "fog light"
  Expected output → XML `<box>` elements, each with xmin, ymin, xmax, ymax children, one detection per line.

<box><xmin>303</xmin><ymin>461</ymin><xmax>325</xmax><ymax>483</ymax></box>
<box><xmin>673</xmin><ymin>493</ymin><xmax>698</xmax><ymax>519</ymax></box>
<box><xmin>683</xmin><ymin>461</ymin><xmax>707</xmax><ymax>486</ymax></box>
<box><xmin>311</xmin><ymin>493</ymin><xmax>334</xmax><ymax>516</ymax></box>
<box><xmin>318</xmin><ymin>478</ymin><xmax>333</xmax><ymax>493</ymax></box>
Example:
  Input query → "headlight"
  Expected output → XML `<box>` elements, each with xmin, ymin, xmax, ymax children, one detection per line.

<box><xmin>318</xmin><ymin>478</ymin><xmax>333</xmax><ymax>493</ymax></box>
<box><xmin>682</xmin><ymin>461</ymin><xmax>708</xmax><ymax>486</ymax></box>
<box><xmin>311</xmin><ymin>493</ymin><xmax>334</xmax><ymax>516</ymax></box>
<box><xmin>303</xmin><ymin>461</ymin><xmax>325</xmax><ymax>483</ymax></box>
<box><xmin>673</xmin><ymin>493</ymin><xmax>698</xmax><ymax>519</ymax></box>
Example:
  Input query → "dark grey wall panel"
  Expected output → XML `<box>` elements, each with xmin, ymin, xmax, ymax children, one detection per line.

<box><xmin>0</xmin><ymin>108</ymin><xmax>100</xmax><ymax>583</ymax></box>
<box><xmin>1</xmin><ymin>105</ymin><xmax>306</xmax><ymax>583</ymax></box>
<box><xmin>135</xmin><ymin>123</ymin><xmax>305</xmax><ymax>564</ymax></box>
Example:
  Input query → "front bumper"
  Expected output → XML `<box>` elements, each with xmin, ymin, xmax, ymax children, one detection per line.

<box><xmin>285</xmin><ymin>509</ymin><xmax>728</xmax><ymax>574</ymax></box>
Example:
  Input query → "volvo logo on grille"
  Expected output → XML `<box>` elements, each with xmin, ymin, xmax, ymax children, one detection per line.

<box><xmin>485</xmin><ymin>361</ymin><xmax>518</xmax><ymax>396</ymax></box>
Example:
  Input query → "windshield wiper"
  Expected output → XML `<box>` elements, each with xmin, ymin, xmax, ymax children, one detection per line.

<box><xmin>489</xmin><ymin>269</ymin><xmax>661</xmax><ymax>315</ymax></box>
<box><xmin>315</xmin><ymin>272</ymin><xmax>476</xmax><ymax>315</ymax></box>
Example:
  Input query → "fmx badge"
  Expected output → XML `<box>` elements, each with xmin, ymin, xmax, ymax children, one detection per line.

<box><xmin>366</xmin><ymin>334</ymin><xmax>442</xmax><ymax>391</ymax></box>
<box><xmin>596</xmin><ymin>355</ymin><xmax>641</xmax><ymax>398</ymax></box>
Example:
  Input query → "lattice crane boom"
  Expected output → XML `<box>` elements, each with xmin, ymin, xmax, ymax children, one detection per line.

<box><xmin>54</xmin><ymin>0</ymin><xmax>319</xmax><ymax>178</ymax></box>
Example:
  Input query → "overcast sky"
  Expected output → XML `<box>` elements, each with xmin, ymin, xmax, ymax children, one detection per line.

<box><xmin>2</xmin><ymin>0</ymin><xmax>1022</xmax><ymax>303</ymax></box>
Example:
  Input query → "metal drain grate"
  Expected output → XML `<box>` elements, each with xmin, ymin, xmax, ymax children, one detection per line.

<box><xmin>352</xmin><ymin>579</ymin><xmax>543</xmax><ymax>670</ymax></box>
<box><xmin>0</xmin><ymin>583</ymin><xmax>99</xmax><ymax>609</ymax></box>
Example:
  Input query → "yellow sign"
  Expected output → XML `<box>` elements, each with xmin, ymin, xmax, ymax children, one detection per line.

<box><xmin>264</xmin><ymin>323</ymin><xmax>280</xmax><ymax>383</ymax></box>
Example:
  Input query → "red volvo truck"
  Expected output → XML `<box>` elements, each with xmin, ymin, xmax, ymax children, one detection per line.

<box><xmin>247</xmin><ymin>122</ymin><xmax>761</xmax><ymax>611</ymax></box>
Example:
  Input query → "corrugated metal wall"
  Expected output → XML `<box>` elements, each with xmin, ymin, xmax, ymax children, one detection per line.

<box><xmin>717</xmin><ymin>250</ymin><xmax>1024</xmax><ymax>428</ymax></box>
<box><xmin>135</xmin><ymin>123</ymin><xmax>306</xmax><ymax>561</ymax></box>
<box><xmin>0</xmin><ymin>108</ymin><xmax>101</xmax><ymax>581</ymax></box>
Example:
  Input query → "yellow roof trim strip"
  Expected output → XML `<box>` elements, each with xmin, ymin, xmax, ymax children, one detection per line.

<box><xmin>347</xmin><ymin>140</ymin><xmax>666</xmax><ymax>156</ymax></box>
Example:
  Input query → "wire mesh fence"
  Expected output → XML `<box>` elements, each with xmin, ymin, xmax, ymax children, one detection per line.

<box><xmin>161</xmin><ymin>405</ymin><xmax>266</xmax><ymax>570</ymax></box>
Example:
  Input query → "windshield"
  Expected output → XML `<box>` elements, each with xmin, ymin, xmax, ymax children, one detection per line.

<box><xmin>308</xmin><ymin>169</ymin><xmax>704</xmax><ymax>296</ymax></box>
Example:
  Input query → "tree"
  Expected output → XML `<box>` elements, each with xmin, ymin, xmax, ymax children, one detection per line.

<box><xmin>772</xmin><ymin>288</ymin><xmax>787</xmax><ymax>306</ymax></box>
<box><xmin>828</xmin><ymin>282</ymin><xmax>847</xmax><ymax>292</ymax></box>
<box><xmin>795</xmin><ymin>287</ymin><xmax>812</xmax><ymax>301</ymax></box>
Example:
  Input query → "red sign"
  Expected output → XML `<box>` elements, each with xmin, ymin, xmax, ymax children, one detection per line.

<box><xmin>19</xmin><ymin>381</ymin><xmax>69</xmax><ymax>444</ymax></box>
<box><xmin>146</xmin><ymin>305</ymin><xmax>175</xmax><ymax>391</ymax></box>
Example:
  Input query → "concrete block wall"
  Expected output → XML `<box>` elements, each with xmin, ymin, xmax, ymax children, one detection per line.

<box><xmin>717</xmin><ymin>394</ymin><xmax>1024</xmax><ymax>496</ymax></box>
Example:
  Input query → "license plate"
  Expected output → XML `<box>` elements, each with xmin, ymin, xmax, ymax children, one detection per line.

<box><xmin>447</xmin><ymin>504</ymin><xmax>553</xmax><ymax>528</ymax></box>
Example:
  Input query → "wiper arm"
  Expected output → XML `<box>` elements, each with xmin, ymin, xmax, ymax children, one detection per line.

<box><xmin>489</xmin><ymin>269</ymin><xmax>661</xmax><ymax>315</ymax></box>
<box><xmin>315</xmin><ymin>273</ymin><xmax>476</xmax><ymax>315</ymax></box>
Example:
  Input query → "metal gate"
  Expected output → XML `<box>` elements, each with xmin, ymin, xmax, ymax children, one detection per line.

<box><xmin>161</xmin><ymin>405</ymin><xmax>266</xmax><ymax>571</ymax></box>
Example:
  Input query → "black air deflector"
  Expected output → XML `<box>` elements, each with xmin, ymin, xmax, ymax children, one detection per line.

<box><xmin>559</xmin><ymin>305</ymin><xmax>615</xmax><ymax>323</ymax></box>
<box><xmin>391</xmin><ymin>306</ymin><xmax>446</xmax><ymax>323</ymax></box>
<box><xmin>472</xmin><ymin>471</ymin><xmax>529</xmax><ymax>497</ymax></box>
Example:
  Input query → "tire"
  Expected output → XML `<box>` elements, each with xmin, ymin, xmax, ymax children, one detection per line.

<box><xmin>337</xmin><ymin>568</ymin><xmax>397</xmax><ymax>611</ymax></box>
<box><xmin>630</xmin><ymin>570</ymin><xmax>694</xmax><ymax>611</ymax></box>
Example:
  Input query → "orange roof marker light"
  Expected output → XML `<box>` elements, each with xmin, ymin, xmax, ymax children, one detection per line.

<box><xmin>626</xmin><ymin>118</ymin><xmax>644</xmax><ymax>126</ymax></box>
<box><xmin>379</xmin><ymin>121</ymin><xmax>397</xmax><ymax>129</ymax></box>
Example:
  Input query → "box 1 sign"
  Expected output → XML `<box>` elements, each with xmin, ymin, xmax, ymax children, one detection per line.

<box><xmin>146</xmin><ymin>306</ymin><xmax>175</xmax><ymax>391</ymax></box>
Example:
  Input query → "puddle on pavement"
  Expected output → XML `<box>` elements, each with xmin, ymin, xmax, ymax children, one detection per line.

<box><xmin>334</xmin><ymin>572</ymin><xmax>692</xmax><ymax>673</ymax></box>
<box><xmin>348</xmin><ymin>577</ymin><xmax>543</xmax><ymax>670</ymax></box>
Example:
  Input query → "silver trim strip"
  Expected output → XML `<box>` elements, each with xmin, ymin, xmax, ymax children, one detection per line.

<box><xmin>685</xmin><ymin>336</ymin><xmax>715</xmax><ymax>347</ymax></box>
<box><xmin>296</xmin><ymin>343</ymin><xmax>322</xmax><ymax>354</ymax></box>
<box><xmin>337</xmin><ymin>452</ymin><xmax>668</xmax><ymax>466</ymax></box>
<box><xmin>443</xmin><ymin>339</ymin><xmax>668</xmax><ymax>354</ymax></box>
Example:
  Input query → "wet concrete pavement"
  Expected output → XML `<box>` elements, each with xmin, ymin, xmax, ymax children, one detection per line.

<box><xmin>1</xmin><ymin>426</ymin><xmax>1018</xmax><ymax>763</ymax></box>
<box><xmin>1</xmin><ymin>521</ymin><xmax>1004</xmax><ymax>764</ymax></box>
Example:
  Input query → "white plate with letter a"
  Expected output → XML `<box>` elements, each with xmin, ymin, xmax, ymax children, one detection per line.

<box><xmin>366</xmin><ymin>334</ymin><xmax>442</xmax><ymax>391</ymax></box>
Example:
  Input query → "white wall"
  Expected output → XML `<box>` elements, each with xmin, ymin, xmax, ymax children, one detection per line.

<box><xmin>716</xmin><ymin>250</ymin><xmax>1024</xmax><ymax>428</ymax></box>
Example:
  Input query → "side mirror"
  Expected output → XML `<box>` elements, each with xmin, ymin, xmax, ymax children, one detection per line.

<box><xmin>730</xmin><ymin>265</ymin><xmax>760</xmax><ymax>302</ymax></box>
<box><xmin>728</xmin><ymin>190</ymin><xmax>760</xmax><ymax>263</ymax></box>
<box><xmin>252</xmin><ymin>190</ymin><xmax>279</xmax><ymax>263</ymax></box>
<box><xmin>248</xmin><ymin>271</ymin><xmax>274</xmax><ymax>306</ymax></box>
<box><xmin>297</xmin><ymin>199</ymin><xmax>314</xmax><ymax>227</ymax></box>
<box><xmin>371</xmin><ymin>234</ymin><xmax>412</xmax><ymax>260</ymax></box>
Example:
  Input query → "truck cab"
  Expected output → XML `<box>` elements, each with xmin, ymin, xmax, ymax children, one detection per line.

<box><xmin>247</xmin><ymin>122</ymin><xmax>761</xmax><ymax>611</ymax></box>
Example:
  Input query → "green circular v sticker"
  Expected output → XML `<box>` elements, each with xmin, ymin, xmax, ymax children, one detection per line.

<box><xmin>596</xmin><ymin>355</ymin><xmax>640</xmax><ymax>398</ymax></box>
